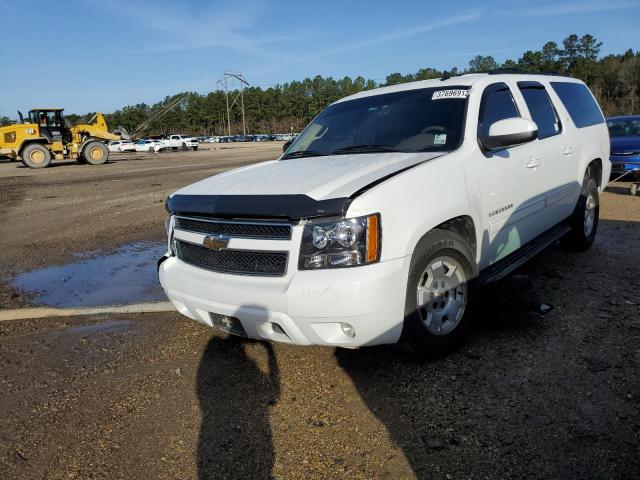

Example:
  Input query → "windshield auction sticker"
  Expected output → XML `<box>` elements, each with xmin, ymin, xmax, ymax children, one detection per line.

<box><xmin>432</xmin><ymin>89</ymin><xmax>470</xmax><ymax>100</ymax></box>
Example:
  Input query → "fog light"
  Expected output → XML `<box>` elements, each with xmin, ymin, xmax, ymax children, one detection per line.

<box><xmin>340</xmin><ymin>322</ymin><xmax>355</xmax><ymax>338</ymax></box>
<box><xmin>272</xmin><ymin>323</ymin><xmax>286</xmax><ymax>335</ymax></box>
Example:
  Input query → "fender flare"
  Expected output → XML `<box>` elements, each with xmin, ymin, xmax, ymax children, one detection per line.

<box><xmin>17</xmin><ymin>138</ymin><xmax>49</xmax><ymax>157</ymax></box>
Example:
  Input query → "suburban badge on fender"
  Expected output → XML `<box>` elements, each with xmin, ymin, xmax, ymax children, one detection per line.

<box><xmin>202</xmin><ymin>234</ymin><xmax>229</xmax><ymax>251</ymax></box>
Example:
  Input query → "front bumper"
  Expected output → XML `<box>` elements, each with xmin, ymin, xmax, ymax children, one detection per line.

<box><xmin>159</xmin><ymin>254</ymin><xmax>410</xmax><ymax>347</ymax></box>
<box><xmin>611</xmin><ymin>155</ymin><xmax>640</xmax><ymax>177</ymax></box>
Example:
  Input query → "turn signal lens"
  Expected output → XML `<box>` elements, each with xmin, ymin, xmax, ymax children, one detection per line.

<box><xmin>366</xmin><ymin>214</ymin><xmax>380</xmax><ymax>263</ymax></box>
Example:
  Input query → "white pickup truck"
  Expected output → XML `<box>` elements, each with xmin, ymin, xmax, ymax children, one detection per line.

<box><xmin>162</xmin><ymin>134</ymin><xmax>199</xmax><ymax>151</ymax></box>
<box><xmin>159</xmin><ymin>73</ymin><xmax>610</xmax><ymax>355</ymax></box>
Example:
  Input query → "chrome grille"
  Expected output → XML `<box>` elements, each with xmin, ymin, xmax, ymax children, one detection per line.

<box><xmin>175</xmin><ymin>240</ymin><xmax>288</xmax><ymax>276</ymax></box>
<box><xmin>175</xmin><ymin>216</ymin><xmax>291</xmax><ymax>240</ymax></box>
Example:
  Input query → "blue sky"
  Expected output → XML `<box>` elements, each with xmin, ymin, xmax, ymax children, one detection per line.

<box><xmin>0</xmin><ymin>0</ymin><xmax>638</xmax><ymax>115</ymax></box>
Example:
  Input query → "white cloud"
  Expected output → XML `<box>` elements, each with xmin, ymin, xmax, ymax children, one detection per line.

<box><xmin>318</xmin><ymin>9</ymin><xmax>485</xmax><ymax>57</ymax></box>
<box><xmin>0</xmin><ymin>0</ymin><xmax>13</xmax><ymax>12</ymax></box>
<box><xmin>89</xmin><ymin>0</ymin><xmax>302</xmax><ymax>59</ymax></box>
<box><xmin>508</xmin><ymin>0</ymin><xmax>640</xmax><ymax>17</ymax></box>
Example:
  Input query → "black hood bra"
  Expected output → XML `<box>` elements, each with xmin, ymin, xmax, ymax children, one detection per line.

<box><xmin>166</xmin><ymin>194</ymin><xmax>351</xmax><ymax>221</ymax></box>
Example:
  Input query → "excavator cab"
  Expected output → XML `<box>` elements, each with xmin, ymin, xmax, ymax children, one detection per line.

<box><xmin>28</xmin><ymin>108</ymin><xmax>71</xmax><ymax>143</ymax></box>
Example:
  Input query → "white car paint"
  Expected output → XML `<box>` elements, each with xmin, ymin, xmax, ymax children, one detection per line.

<box><xmin>108</xmin><ymin>140</ymin><xmax>136</xmax><ymax>152</ymax></box>
<box><xmin>134</xmin><ymin>139</ymin><xmax>163</xmax><ymax>152</ymax></box>
<box><xmin>159</xmin><ymin>73</ymin><xmax>610</xmax><ymax>347</ymax></box>
<box><xmin>162</xmin><ymin>134</ymin><xmax>199</xmax><ymax>150</ymax></box>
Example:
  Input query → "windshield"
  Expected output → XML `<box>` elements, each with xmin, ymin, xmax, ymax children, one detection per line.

<box><xmin>283</xmin><ymin>87</ymin><xmax>469</xmax><ymax>159</ymax></box>
<box><xmin>607</xmin><ymin>117</ymin><xmax>640</xmax><ymax>137</ymax></box>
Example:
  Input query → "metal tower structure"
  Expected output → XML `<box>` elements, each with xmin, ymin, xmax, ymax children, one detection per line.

<box><xmin>217</xmin><ymin>72</ymin><xmax>249</xmax><ymax>136</ymax></box>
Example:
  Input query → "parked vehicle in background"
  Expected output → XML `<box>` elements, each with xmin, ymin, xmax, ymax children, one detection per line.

<box><xmin>108</xmin><ymin>140</ymin><xmax>136</xmax><ymax>152</ymax></box>
<box><xmin>134</xmin><ymin>139</ymin><xmax>163</xmax><ymax>152</ymax></box>
<box><xmin>160</xmin><ymin>73</ymin><xmax>610</xmax><ymax>355</ymax></box>
<box><xmin>606</xmin><ymin>115</ymin><xmax>640</xmax><ymax>180</ymax></box>
<box><xmin>163</xmin><ymin>134</ymin><xmax>199</xmax><ymax>151</ymax></box>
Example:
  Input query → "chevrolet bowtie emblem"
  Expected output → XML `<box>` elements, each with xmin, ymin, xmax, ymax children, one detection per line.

<box><xmin>202</xmin><ymin>234</ymin><xmax>230</xmax><ymax>251</ymax></box>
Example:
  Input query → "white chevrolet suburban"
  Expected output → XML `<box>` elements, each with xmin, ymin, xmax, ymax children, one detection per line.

<box><xmin>159</xmin><ymin>73</ymin><xmax>610</xmax><ymax>354</ymax></box>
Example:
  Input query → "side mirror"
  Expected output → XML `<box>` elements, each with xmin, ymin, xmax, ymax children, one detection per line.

<box><xmin>282</xmin><ymin>140</ymin><xmax>292</xmax><ymax>153</ymax></box>
<box><xmin>481</xmin><ymin>117</ymin><xmax>538</xmax><ymax>150</ymax></box>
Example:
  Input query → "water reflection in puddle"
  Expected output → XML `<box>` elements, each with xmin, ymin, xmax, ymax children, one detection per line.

<box><xmin>12</xmin><ymin>241</ymin><xmax>167</xmax><ymax>307</ymax></box>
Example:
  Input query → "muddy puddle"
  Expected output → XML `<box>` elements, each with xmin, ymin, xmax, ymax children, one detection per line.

<box><xmin>48</xmin><ymin>319</ymin><xmax>133</xmax><ymax>337</ymax></box>
<box><xmin>11</xmin><ymin>241</ymin><xmax>167</xmax><ymax>307</ymax></box>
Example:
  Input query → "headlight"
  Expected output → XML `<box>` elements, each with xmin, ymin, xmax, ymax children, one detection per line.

<box><xmin>299</xmin><ymin>214</ymin><xmax>380</xmax><ymax>270</ymax></box>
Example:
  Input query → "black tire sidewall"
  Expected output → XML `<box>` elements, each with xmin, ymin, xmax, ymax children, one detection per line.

<box><xmin>22</xmin><ymin>144</ymin><xmax>51</xmax><ymax>169</ymax></box>
<box><xmin>564</xmin><ymin>178</ymin><xmax>599</xmax><ymax>250</ymax></box>
<box><xmin>402</xmin><ymin>229</ymin><xmax>477</xmax><ymax>356</ymax></box>
<box><xmin>83</xmin><ymin>142</ymin><xmax>108</xmax><ymax>165</ymax></box>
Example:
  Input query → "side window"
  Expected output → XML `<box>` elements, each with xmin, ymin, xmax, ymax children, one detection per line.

<box><xmin>550</xmin><ymin>82</ymin><xmax>604</xmax><ymax>128</ymax></box>
<box><xmin>478</xmin><ymin>83</ymin><xmax>520</xmax><ymax>138</ymax></box>
<box><xmin>517</xmin><ymin>81</ymin><xmax>561</xmax><ymax>139</ymax></box>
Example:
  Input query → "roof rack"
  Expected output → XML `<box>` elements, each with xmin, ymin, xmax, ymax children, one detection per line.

<box><xmin>487</xmin><ymin>68</ymin><xmax>573</xmax><ymax>78</ymax></box>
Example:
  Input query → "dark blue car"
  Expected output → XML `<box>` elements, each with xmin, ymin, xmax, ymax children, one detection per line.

<box><xmin>607</xmin><ymin>115</ymin><xmax>640</xmax><ymax>180</ymax></box>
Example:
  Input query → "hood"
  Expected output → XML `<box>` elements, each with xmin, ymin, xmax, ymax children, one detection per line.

<box><xmin>168</xmin><ymin>151</ymin><xmax>446</xmax><ymax>219</ymax></box>
<box><xmin>611</xmin><ymin>136</ymin><xmax>640</xmax><ymax>153</ymax></box>
<box><xmin>177</xmin><ymin>152</ymin><xmax>444</xmax><ymax>199</ymax></box>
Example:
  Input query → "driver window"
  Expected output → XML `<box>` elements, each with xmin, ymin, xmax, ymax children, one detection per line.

<box><xmin>478</xmin><ymin>83</ymin><xmax>520</xmax><ymax>138</ymax></box>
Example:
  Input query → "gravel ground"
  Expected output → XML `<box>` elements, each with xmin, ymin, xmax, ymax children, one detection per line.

<box><xmin>0</xmin><ymin>146</ymin><xmax>638</xmax><ymax>479</ymax></box>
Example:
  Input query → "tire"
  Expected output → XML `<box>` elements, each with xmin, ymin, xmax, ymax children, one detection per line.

<box><xmin>630</xmin><ymin>183</ymin><xmax>639</xmax><ymax>196</ymax></box>
<box><xmin>402</xmin><ymin>229</ymin><xmax>477</xmax><ymax>357</ymax></box>
<box><xmin>148</xmin><ymin>147</ymin><xmax>154</xmax><ymax>152</ymax></box>
<box><xmin>22</xmin><ymin>144</ymin><xmax>51</xmax><ymax>169</ymax></box>
<box><xmin>562</xmin><ymin>177</ymin><xmax>599</xmax><ymax>251</ymax></box>
<box><xmin>82</xmin><ymin>141</ymin><xmax>108</xmax><ymax>165</ymax></box>
<box><xmin>181</xmin><ymin>142</ymin><xmax>187</xmax><ymax>151</ymax></box>
<box><xmin>192</xmin><ymin>146</ymin><xmax>198</xmax><ymax>151</ymax></box>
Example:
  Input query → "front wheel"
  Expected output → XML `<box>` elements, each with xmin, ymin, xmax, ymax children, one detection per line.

<box><xmin>630</xmin><ymin>183</ymin><xmax>639</xmax><ymax>196</ymax></box>
<box><xmin>562</xmin><ymin>177</ymin><xmax>599</xmax><ymax>251</ymax></box>
<box><xmin>402</xmin><ymin>229</ymin><xmax>477</xmax><ymax>357</ymax></box>
<box><xmin>192</xmin><ymin>146</ymin><xmax>198</xmax><ymax>151</ymax></box>
<box><xmin>181</xmin><ymin>142</ymin><xmax>188</xmax><ymax>151</ymax></box>
<box><xmin>82</xmin><ymin>141</ymin><xmax>109</xmax><ymax>165</ymax></box>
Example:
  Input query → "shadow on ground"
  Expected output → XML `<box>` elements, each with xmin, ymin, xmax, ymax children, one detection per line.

<box><xmin>197</xmin><ymin>334</ymin><xmax>280</xmax><ymax>480</ymax></box>
<box><xmin>336</xmin><ymin>234</ymin><xmax>639</xmax><ymax>479</ymax></box>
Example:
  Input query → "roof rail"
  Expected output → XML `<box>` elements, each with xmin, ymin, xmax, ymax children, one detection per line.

<box><xmin>487</xmin><ymin>68</ymin><xmax>573</xmax><ymax>78</ymax></box>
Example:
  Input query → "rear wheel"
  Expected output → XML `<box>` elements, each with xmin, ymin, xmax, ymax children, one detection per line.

<box><xmin>562</xmin><ymin>177</ymin><xmax>599</xmax><ymax>251</ymax></box>
<box><xmin>402</xmin><ymin>229</ymin><xmax>477</xmax><ymax>357</ymax></box>
<box><xmin>630</xmin><ymin>183</ymin><xmax>639</xmax><ymax>196</ymax></box>
<box><xmin>82</xmin><ymin>141</ymin><xmax>108</xmax><ymax>165</ymax></box>
<box><xmin>22</xmin><ymin>144</ymin><xmax>51</xmax><ymax>169</ymax></box>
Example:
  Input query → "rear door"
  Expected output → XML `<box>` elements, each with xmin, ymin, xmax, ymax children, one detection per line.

<box><xmin>515</xmin><ymin>81</ymin><xmax>575</xmax><ymax>229</ymax></box>
<box><xmin>475</xmin><ymin>82</ymin><xmax>546</xmax><ymax>268</ymax></box>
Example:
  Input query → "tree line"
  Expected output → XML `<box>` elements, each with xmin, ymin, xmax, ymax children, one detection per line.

<box><xmin>3</xmin><ymin>34</ymin><xmax>638</xmax><ymax>135</ymax></box>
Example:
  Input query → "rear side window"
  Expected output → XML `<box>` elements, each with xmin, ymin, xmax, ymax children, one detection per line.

<box><xmin>517</xmin><ymin>82</ymin><xmax>561</xmax><ymax>139</ymax></box>
<box><xmin>478</xmin><ymin>83</ymin><xmax>520</xmax><ymax>137</ymax></box>
<box><xmin>550</xmin><ymin>82</ymin><xmax>604</xmax><ymax>128</ymax></box>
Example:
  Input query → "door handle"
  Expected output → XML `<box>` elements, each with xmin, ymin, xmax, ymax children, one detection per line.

<box><xmin>526</xmin><ymin>158</ymin><xmax>541</xmax><ymax>169</ymax></box>
<box><xmin>562</xmin><ymin>146</ymin><xmax>573</xmax><ymax>156</ymax></box>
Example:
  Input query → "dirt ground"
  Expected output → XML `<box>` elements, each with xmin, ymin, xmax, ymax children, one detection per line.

<box><xmin>0</xmin><ymin>144</ymin><xmax>639</xmax><ymax>479</ymax></box>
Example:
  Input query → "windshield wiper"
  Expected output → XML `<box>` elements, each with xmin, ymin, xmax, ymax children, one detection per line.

<box><xmin>330</xmin><ymin>144</ymin><xmax>399</xmax><ymax>155</ymax></box>
<box><xmin>281</xmin><ymin>150</ymin><xmax>325</xmax><ymax>159</ymax></box>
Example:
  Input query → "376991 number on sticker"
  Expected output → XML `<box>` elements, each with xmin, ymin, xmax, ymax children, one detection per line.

<box><xmin>432</xmin><ymin>89</ymin><xmax>469</xmax><ymax>100</ymax></box>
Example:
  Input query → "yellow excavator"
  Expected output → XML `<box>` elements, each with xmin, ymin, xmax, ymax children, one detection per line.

<box><xmin>0</xmin><ymin>108</ymin><xmax>121</xmax><ymax>168</ymax></box>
